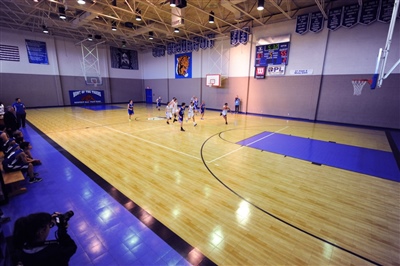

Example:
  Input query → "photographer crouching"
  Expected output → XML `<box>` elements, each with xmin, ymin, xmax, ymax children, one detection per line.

<box><xmin>11</xmin><ymin>211</ymin><xmax>77</xmax><ymax>266</ymax></box>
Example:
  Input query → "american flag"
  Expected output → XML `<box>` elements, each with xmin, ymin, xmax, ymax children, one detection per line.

<box><xmin>0</xmin><ymin>44</ymin><xmax>20</xmax><ymax>62</ymax></box>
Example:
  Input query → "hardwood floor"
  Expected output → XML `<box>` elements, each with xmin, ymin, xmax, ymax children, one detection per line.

<box><xmin>26</xmin><ymin>104</ymin><xmax>400</xmax><ymax>265</ymax></box>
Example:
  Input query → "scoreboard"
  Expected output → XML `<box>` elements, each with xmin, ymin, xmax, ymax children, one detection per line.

<box><xmin>255</xmin><ymin>42</ymin><xmax>290</xmax><ymax>67</ymax></box>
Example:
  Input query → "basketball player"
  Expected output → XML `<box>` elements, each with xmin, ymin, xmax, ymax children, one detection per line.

<box><xmin>193</xmin><ymin>97</ymin><xmax>199</xmax><ymax>115</ymax></box>
<box><xmin>127</xmin><ymin>100</ymin><xmax>134</xmax><ymax>121</ymax></box>
<box><xmin>186</xmin><ymin>102</ymin><xmax>197</xmax><ymax>126</ymax></box>
<box><xmin>177</xmin><ymin>102</ymin><xmax>186</xmax><ymax>131</ymax></box>
<box><xmin>169</xmin><ymin>97</ymin><xmax>178</xmax><ymax>123</ymax></box>
<box><xmin>165</xmin><ymin>102</ymin><xmax>172</xmax><ymax>124</ymax></box>
<box><xmin>221</xmin><ymin>103</ymin><xmax>230</xmax><ymax>125</ymax></box>
<box><xmin>156</xmin><ymin>96</ymin><xmax>162</xmax><ymax>111</ymax></box>
<box><xmin>200</xmin><ymin>101</ymin><xmax>206</xmax><ymax>120</ymax></box>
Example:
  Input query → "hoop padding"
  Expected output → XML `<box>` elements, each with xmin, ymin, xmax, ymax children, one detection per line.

<box><xmin>352</xmin><ymin>79</ymin><xmax>369</xmax><ymax>96</ymax></box>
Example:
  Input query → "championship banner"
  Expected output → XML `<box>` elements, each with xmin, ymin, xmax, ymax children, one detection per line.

<box><xmin>342</xmin><ymin>4</ymin><xmax>360</xmax><ymax>28</ymax></box>
<box><xmin>175</xmin><ymin>52</ymin><xmax>192</xmax><ymax>79</ymax></box>
<box><xmin>69</xmin><ymin>90</ymin><xmax>105</xmax><ymax>105</ymax></box>
<box><xmin>310</xmin><ymin>12</ymin><xmax>324</xmax><ymax>33</ymax></box>
<box><xmin>295</xmin><ymin>14</ymin><xmax>310</xmax><ymax>35</ymax></box>
<box><xmin>110</xmin><ymin>46</ymin><xmax>138</xmax><ymax>69</ymax></box>
<box><xmin>378</xmin><ymin>0</ymin><xmax>395</xmax><ymax>23</ymax></box>
<box><xmin>359</xmin><ymin>0</ymin><xmax>379</xmax><ymax>25</ymax></box>
<box><xmin>328</xmin><ymin>6</ymin><xmax>343</xmax><ymax>31</ymax></box>
<box><xmin>25</xmin><ymin>39</ymin><xmax>49</xmax><ymax>64</ymax></box>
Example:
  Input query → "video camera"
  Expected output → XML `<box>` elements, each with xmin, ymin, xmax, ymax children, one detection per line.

<box><xmin>54</xmin><ymin>210</ymin><xmax>74</xmax><ymax>228</ymax></box>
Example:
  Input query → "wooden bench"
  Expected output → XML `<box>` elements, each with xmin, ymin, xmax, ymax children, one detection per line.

<box><xmin>0</xmin><ymin>152</ymin><xmax>27</xmax><ymax>198</ymax></box>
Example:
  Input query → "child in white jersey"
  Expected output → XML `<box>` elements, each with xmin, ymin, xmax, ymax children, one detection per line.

<box><xmin>186</xmin><ymin>101</ymin><xmax>197</xmax><ymax>126</ymax></box>
<box><xmin>165</xmin><ymin>103</ymin><xmax>172</xmax><ymax>124</ymax></box>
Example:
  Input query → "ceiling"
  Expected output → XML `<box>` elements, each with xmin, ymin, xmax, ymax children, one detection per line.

<box><xmin>0</xmin><ymin>0</ymin><xmax>346</xmax><ymax>51</ymax></box>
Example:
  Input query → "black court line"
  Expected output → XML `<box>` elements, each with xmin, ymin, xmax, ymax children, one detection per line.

<box><xmin>386</xmin><ymin>130</ymin><xmax>400</xmax><ymax>170</ymax></box>
<box><xmin>27</xmin><ymin>121</ymin><xmax>216</xmax><ymax>266</ymax></box>
<box><xmin>200</xmin><ymin>130</ymin><xmax>382</xmax><ymax>266</ymax></box>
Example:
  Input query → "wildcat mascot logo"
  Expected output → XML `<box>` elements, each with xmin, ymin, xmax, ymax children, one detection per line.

<box><xmin>175</xmin><ymin>53</ymin><xmax>191</xmax><ymax>78</ymax></box>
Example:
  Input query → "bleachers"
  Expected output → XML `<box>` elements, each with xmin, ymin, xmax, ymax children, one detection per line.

<box><xmin>0</xmin><ymin>152</ymin><xmax>26</xmax><ymax>200</ymax></box>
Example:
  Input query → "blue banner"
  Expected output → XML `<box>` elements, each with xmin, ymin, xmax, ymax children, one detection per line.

<box><xmin>175</xmin><ymin>52</ymin><xmax>192</xmax><ymax>79</ymax></box>
<box><xmin>310</xmin><ymin>12</ymin><xmax>324</xmax><ymax>33</ymax></box>
<box><xmin>295</xmin><ymin>14</ymin><xmax>310</xmax><ymax>35</ymax></box>
<box><xmin>342</xmin><ymin>4</ymin><xmax>360</xmax><ymax>28</ymax></box>
<box><xmin>69</xmin><ymin>90</ymin><xmax>105</xmax><ymax>105</ymax></box>
<box><xmin>25</xmin><ymin>39</ymin><xmax>49</xmax><ymax>64</ymax></box>
<box><xmin>328</xmin><ymin>6</ymin><xmax>343</xmax><ymax>31</ymax></box>
<box><xmin>359</xmin><ymin>0</ymin><xmax>379</xmax><ymax>25</ymax></box>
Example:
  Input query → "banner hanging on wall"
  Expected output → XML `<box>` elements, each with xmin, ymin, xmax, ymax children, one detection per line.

<box><xmin>69</xmin><ymin>90</ymin><xmax>105</xmax><ymax>105</ymax></box>
<box><xmin>175</xmin><ymin>52</ymin><xmax>192</xmax><ymax>79</ymax></box>
<box><xmin>25</xmin><ymin>39</ymin><xmax>49</xmax><ymax>64</ymax></box>
<box><xmin>110</xmin><ymin>47</ymin><xmax>138</xmax><ymax>70</ymax></box>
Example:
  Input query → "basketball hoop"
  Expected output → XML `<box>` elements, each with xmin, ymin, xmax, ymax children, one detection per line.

<box><xmin>352</xmin><ymin>79</ymin><xmax>371</xmax><ymax>96</ymax></box>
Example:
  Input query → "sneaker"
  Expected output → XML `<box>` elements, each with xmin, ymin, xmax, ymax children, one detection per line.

<box><xmin>225</xmin><ymin>122</ymin><xmax>228</xmax><ymax>125</ymax></box>
<box><xmin>181</xmin><ymin>128</ymin><xmax>185</xmax><ymax>132</ymax></box>
<box><xmin>194</xmin><ymin>123</ymin><xmax>197</xmax><ymax>127</ymax></box>
<box><xmin>167</xmin><ymin>121</ymin><xmax>169</xmax><ymax>124</ymax></box>
<box><xmin>33</xmin><ymin>177</ymin><xmax>43</xmax><ymax>183</ymax></box>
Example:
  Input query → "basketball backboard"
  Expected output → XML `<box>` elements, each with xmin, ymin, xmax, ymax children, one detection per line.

<box><xmin>206</xmin><ymin>74</ymin><xmax>221</xmax><ymax>87</ymax></box>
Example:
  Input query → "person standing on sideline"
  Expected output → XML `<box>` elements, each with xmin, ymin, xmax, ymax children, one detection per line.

<box><xmin>200</xmin><ymin>101</ymin><xmax>206</xmax><ymax>120</ymax></box>
<box><xmin>234</xmin><ymin>95</ymin><xmax>240</xmax><ymax>113</ymax></box>
<box><xmin>221</xmin><ymin>103</ymin><xmax>230</xmax><ymax>125</ymax></box>
<box><xmin>0</xmin><ymin>101</ymin><xmax>4</xmax><ymax>119</ymax></box>
<box><xmin>4</xmin><ymin>106</ymin><xmax>19</xmax><ymax>137</ymax></box>
<box><xmin>165</xmin><ymin>102</ymin><xmax>172</xmax><ymax>124</ymax></box>
<box><xmin>13</xmin><ymin>98</ymin><xmax>26</xmax><ymax>128</ymax></box>
<box><xmin>127</xmin><ymin>100</ymin><xmax>134</xmax><ymax>121</ymax></box>
<box><xmin>186</xmin><ymin>102</ymin><xmax>197</xmax><ymax>127</ymax></box>
<box><xmin>156</xmin><ymin>96</ymin><xmax>162</xmax><ymax>111</ymax></box>
<box><xmin>177</xmin><ymin>102</ymin><xmax>186</xmax><ymax>131</ymax></box>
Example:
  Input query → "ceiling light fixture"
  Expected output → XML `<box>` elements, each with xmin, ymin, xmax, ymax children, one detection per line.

<box><xmin>209</xmin><ymin>11</ymin><xmax>215</xmax><ymax>24</ymax></box>
<box><xmin>135</xmin><ymin>9</ymin><xmax>141</xmax><ymax>21</ymax></box>
<box><xmin>257</xmin><ymin>0</ymin><xmax>264</xmax><ymax>11</ymax></box>
<box><xmin>77</xmin><ymin>0</ymin><xmax>85</xmax><ymax>4</ymax></box>
<box><xmin>149</xmin><ymin>31</ymin><xmax>154</xmax><ymax>40</ymax></box>
<box><xmin>122</xmin><ymin>41</ymin><xmax>126</xmax><ymax>48</ymax></box>
<box><xmin>174</xmin><ymin>28</ymin><xmax>179</xmax><ymax>33</ymax></box>
<box><xmin>87</xmin><ymin>34</ymin><xmax>93</xmax><ymax>41</ymax></box>
<box><xmin>42</xmin><ymin>25</ymin><xmax>49</xmax><ymax>34</ymax></box>
<box><xmin>111</xmin><ymin>21</ymin><xmax>117</xmax><ymax>31</ymax></box>
<box><xmin>33</xmin><ymin>0</ymin><xmax>39</xmax><ymax>2</ymax></box>
<box><xmin>170</xmin><ymin>0</ymin><xmax>176</xmax><ymax>7</ymax></box>
<box><xmin>59</xmin><ymin>6</ymin><xmax>66</xmax><ymax>20</ymax></box>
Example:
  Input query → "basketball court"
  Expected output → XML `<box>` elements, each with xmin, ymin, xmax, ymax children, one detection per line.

<box><xmin>2</xmin><ymin>104</ymin><xmax>398</xmax><ymax>265</ymax></box>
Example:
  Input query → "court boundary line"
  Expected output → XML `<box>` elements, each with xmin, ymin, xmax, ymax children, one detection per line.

<box><xmin>207</xmin><ymin>126</ymin><xmax>289</xmax><ymax>164</ymax></box>
<box><xmin>200</xmin><ymin>130</ymin><xmax>382</xmax><ymax>266</ymax></box>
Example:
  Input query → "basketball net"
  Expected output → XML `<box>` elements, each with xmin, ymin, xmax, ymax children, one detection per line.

<box><xmin>352</xmin><ymin>79</ymin><xmax>370</xmax><ymax>96</ymax></box>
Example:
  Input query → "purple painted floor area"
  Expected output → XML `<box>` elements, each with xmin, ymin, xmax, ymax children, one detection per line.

<box><xmin>237</xmin><ymin>131</ymin><xmax>400</xmax><ymax>182</ymax></box>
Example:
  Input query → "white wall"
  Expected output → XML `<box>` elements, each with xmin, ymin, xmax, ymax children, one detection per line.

<box><xmin>0</xmin><ymin>30</ymin><xmax>59</xmax><ymax>75</ymax></box>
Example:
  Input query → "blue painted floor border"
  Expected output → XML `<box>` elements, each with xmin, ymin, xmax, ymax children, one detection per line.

<box><xmin>1</xmin><ymin>123</ymin><xmax>215</xmax><ymax>265</ymax></box>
